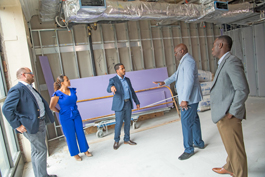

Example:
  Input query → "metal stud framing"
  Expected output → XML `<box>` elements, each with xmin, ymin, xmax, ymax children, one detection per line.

<box><xmin>86</xmin><ymin>25</ymin><xmax>96</xmax><ymax>76</ymax></box>
<box><xmin>211</xmin><ymin>23</ymin><xmax>217</xmax><ymax>72</ymax></box>
<box><xmin>38</xmin><ymin>31</ymin><xmax>44</xmax><ymax>56</ymax></box>
<box><xmin>112</xmin><ymin>24</ymin><xmax>120</xmax><ymax>63</ymax></box>
<box><xmin>28</xmin><ymin>23</ymin><xmax>41</xmax><ymax>92</ymax></box>
<box><xmin>55</xmin><ymin>30</ymin><xmax>64</xmax><ymax>75</ymax></box>
<box><xmin>148</xmin><ymin>21</ymin><xmax>156</xmax><ymax>68</ymax></box>
<box><xmin>125</xmin><ymin>22</ymin><xmax>133</xmax><ymax>71</ymax></box>
<box><xmin>252</xmin><ymin>25</ymin><xmax>259</xmax><ymax>96</ymax></box>
<box><xmin>99</xmin><ymin>24</ymin><xmax>108</xmax><ymax>74</ymax></box>
<box><xmin>241</xmin><ymin>28</ymin><xmax>247</xmax><ymax>75</ymax></box>
<box><xmin>71</xmin><ymin>28</ymin><xmax>81</xmax><ymax>78</ymax></box>
<box><xmin>203</xmin><ymin>23</ymin><xmax>210</xmax><ymax>71</ymax></box>
<box><xmin>169</xmin><ymin>26</ymin><xmax>176</xmax><ymax>72</ymax></box>
<box><xmin>196</xmin><ymin>23</ymin><xmax>202</xmax><ymax>70</ymax></box>
<box><xmin>159</xmin><ymin>27</ymin><xmax>166</xmax><ymax>67</ymax></box>
<box><xmin>178</xmin><ymin>22</ymin><xmax>183</xmax><ymax>43</ymax></box>
<box><xmin>186</xmin><ymin>23</ymin><xmax>193</xmax><ymax>55</ymax></box>
<box><xmin>136</xmin><ymin>21</ymin><xmax>145</xmax><ymax>69</ymax></box>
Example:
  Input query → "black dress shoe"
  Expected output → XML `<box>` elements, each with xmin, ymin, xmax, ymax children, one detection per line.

<box><xmin>124</xmin><ymin>140</ymin><xmax>137</xmax><ymax>145</ymax></box>
<box><xmin>193</xmin><ymin>145</ymin><xmax>205</xmax><ymax>149</ymax></box>
<box><xmin>113</xmin><ymin>142</ymin><xmax>119</xmax><ymax>150</ymax></box>
<box><xmin>178</xmin><ymin>152</ymin><xmax>194</xmax><ymax>160</ymax></box>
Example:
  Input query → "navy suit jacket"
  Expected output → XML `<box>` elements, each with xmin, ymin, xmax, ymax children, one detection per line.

<box><xmin>107</xmin><ymin>75</ymin><xmax>140</xmax><ymax>111</ymax></box>
<box><xmin>2</xmin><ymin>82</ymin><xmax>55</xmax><ymax>134</ymax></box>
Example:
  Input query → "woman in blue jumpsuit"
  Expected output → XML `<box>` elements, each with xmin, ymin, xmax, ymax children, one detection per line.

<box><xmin>50</xmin><ymin>75</ymin><xmax>92</xmax><ymax>161</ymax></box>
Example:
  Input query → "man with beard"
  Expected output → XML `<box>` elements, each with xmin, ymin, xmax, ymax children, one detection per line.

<box><xmin>153</xmin><ymin>44</ymin><xmax>204</xmax><ymax>160</ymax></box>
<box><xmin>2</xmin><ymin>67</ymin><xmax>56</xmax><ymax>177</ymax></box>
<box><xmin>107</xmin><ymin>63</ymin><xmax>140</xmax><ymax>150</ymax></box>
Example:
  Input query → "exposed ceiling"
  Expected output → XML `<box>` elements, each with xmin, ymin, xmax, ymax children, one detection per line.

<box><xmin>12</xmin><ymin>0</ymin><xmax>265</xmax><ymax>27</ymax></box>
<box><xmin>0</xmin><ymin>0</ymin><xmax>21</xmax><ymax>7</ymax></box>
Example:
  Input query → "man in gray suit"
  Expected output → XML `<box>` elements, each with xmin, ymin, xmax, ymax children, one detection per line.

<box><xmin>2</xmin><ymin>67</ymin><xmax>56</xmax><ymax>177</ymax></box>
<box><xmin>211</xmin><ymin>35</ymin><xmax>249</xmax><ymax>177</ymax></box>
<box><xmin>154</xmin><ymin>44</ymin><xmax>204</xmax><ymax>160</ymax></box>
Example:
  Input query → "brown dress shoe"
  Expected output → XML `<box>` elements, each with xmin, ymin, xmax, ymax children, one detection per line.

<box><xmin>74</xmin><ymin>155</ymin><xmax>82</xmax><ymax>161</ymax></box>
<box><xmin>212</xmin><ymin>168</ymin><xmax>233</xmax><ymax>176</ymax></box>
<box><xmin>113</xmin><ymin>142</ymin><xmax>119</xmax><ymax>150</ymax></box>
<box><xmin>124</xmin><ymin>140</ymin><xmax>137</xmax><ymax>145</ymax></box>
<box><xmin>84</xmin><ymin>151</ymin><xmax>93</xmax><ymax>157</ymax></box>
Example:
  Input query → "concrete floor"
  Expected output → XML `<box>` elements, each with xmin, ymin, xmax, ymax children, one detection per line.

<box><xmin>22</xmin><ymin>97</ymin><xmax>265</xmax><ymax>177</ymax></box>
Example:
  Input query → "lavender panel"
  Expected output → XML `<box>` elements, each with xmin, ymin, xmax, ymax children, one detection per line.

<box><xmin>39</xmin><ymin>55</ymin><xmax>174</xmax><ymax>123</ymax></box>
<box><xmin>70</xmin><ymin>68</ymin><xmax>174</xmax><ymax>121</ymax></box>
<box><xmin>39</xmin><ymin>56</ymin><xmax>55</xmax><ymax>96</ymax></box>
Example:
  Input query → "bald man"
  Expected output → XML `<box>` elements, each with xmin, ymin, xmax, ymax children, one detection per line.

<box><xmin>2</xmin><ymin>67</ymin><xmax>56</xmax><ymax>177</ymax></box>
<box><xmin>211</xmin><ymin>35</ymin><xmax>249</xmax><ymax>177</ymax></box>
<box><xmin>154</xmin><ymin>44</ymin><xmax>204</xmax><ymax>160</ymax></box>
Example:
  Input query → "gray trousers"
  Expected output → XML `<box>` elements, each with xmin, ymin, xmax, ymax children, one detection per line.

<box><xmin>23</xmin><ymin>119</ymin><xmax>48</xmax><ymax>177</ymax></box>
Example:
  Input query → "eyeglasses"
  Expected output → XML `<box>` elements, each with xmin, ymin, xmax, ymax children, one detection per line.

<box><xmin>174</xmin><ymin>50</ymin><xmax>181</xmax><ymax>55</ymax></box>
<box><xmin>23</xmin><ymin>72</ymin><xmax>33</xmax><ymax>75</ymax></box>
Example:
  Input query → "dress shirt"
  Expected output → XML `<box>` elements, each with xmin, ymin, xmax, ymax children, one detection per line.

<box><xmin>19</xmin><ymin>81</ymin><xmax>45</xmax><ymax>117</ymax></box>
<box><xmin>180</xmin><ymin>53</ymin><xmax>188</xmax><ymax>64</ymax></box>
<box><xmin>218</xmin><ymin>52</ymin><xmax>230</xmax><ymax>66</ymax></box>
<box><xmin>117</xmin><ymin>75</ymin><xmax>130</xmax><ymax>100</ymax></box>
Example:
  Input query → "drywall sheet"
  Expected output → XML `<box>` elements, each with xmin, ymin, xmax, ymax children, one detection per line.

<box><xmin>39</xmin><ymin>56</ymin><xmax>55</xmax><ymax>96</ymax></box>
<box><xmin>242</xmin><ymin>27</ymin><xmax>257</xmax><ymax>96</ymax></box>
<box><xmin>40</xmin><ymin>55</ymin><xmax>174</xmax><ymax>123</ymax></box>
<box><xmin>71</xmin><ymin>67</ymin><xmax>174</xmax><ymax>122</ymax></box>
<box><xmin>254</xmin><ymin>24</ymin><xmax>265</xmax><ymax>97</ymax></box>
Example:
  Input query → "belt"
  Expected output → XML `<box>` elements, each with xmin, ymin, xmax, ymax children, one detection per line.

<box><xmin>124</xmin><ymin>99</ymin><xmax>130</xmax><ymax>102</ymax></box>
<box><xmin>39</xmin><ymin>115</ymin><xmax>45</xmax><ymax>120</ymax></box>
<box><xmin>70</xmin><ymin>105</ymin><xmax>79</xmax><ymax>118</ymax></box>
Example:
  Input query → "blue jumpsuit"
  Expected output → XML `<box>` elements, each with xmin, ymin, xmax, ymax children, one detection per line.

<box><xmin>52</xmin><ymin>88</ymin><xmax>89</xmax><ymax>156</ymax></box>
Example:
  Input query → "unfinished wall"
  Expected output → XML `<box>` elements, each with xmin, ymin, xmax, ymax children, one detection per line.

<box><xmin>225</xmin><ymin>22</ymin><xmax>265</xmax><ymax>97</ymax></box>
<box><xmin>30</xmin><ymin>15</ymin><xmax>221</xmax><ymax>139</ymax></box>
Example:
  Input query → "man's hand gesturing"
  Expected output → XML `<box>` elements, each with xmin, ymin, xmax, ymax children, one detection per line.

<box><xmin>153</xmin><ymin>81</ymin><xmax>165</xmax><ymax>86</ymax></box>
<box><xmin>111</xmin><ymin>86</ymin><xmax>117</xmax><ymax>94</ymax></box>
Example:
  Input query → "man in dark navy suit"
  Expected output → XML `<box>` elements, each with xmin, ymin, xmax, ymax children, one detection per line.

<box><xmin>2</xmin><ymin>67</ymin><xmax>56</xmax><ymax>177</ymax></box>
<box><xmin>107</xmin><ymin>63</ymin><xmax>140</xmax><ymax>150</ymax></box>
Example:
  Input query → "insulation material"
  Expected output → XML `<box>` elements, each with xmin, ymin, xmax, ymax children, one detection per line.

<box><xmin>63</xmin><ymin>0</ymin><xmax>224</xmax><ymax>23</ymax></box>
<box><xmin>200</xmin><ymin>81</ymin><xmax>212</xmax><ymax>96</ymax></box>
<box><xmin>208</xmin><ymin>2</ymin><xmax>254</xmax><ymax>25</ymax></box>
<box><xmin>39</xmin><ymin>0</ymin><xmax>60</xmax><ymax>22</ymax></box>
<box><xmin>198</xmin><ymin>69</ymin><xmax>214</xmax><ymax>82</ymax></box>
<box><xmin>197</xmin><ymin>95</ymin><xmax>211</xmax><ymax>112</ymax></box>
<box><xmin>62</xmin><ymin>0</ymin><xmax>254</xmax><ymax>25</ymax></box>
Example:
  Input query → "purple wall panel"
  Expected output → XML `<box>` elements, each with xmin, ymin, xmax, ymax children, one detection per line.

<box><xmin>71</xmin><ymin>68</ymin><xmax>173</xmax><ymax>121</ymax></box>
<box><xmin>39</xmin><ymin>56</ymin><xmax>55</xmax><ymax>96</ymax></box>
<box><xmin>39</xmin><ymin>56</ymin><xmax>174</xmax><ymax>123</ymax></box>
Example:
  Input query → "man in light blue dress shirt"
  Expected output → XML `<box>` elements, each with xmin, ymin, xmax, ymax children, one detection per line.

<box><xmin>107</xmin><ymin>63</ymin><xmax>140</xmax><ymax>150</ymax></box>
<box><xmin>154</xmin><ymin>44</ymin><xmax>204</xmax><ymax>160</ymax></box>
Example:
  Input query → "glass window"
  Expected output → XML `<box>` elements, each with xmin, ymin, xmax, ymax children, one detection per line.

<box><xmin>1</xmin><ymin>104</ymin><xmax>19</xmax><ymax>161</ymax></box>
<box><xmin>0</xmin><ymin>55</ymin><xmax>6</xmax><ymax>99</ymax></box>
<box><xmin>0</xmin><ymin>54</ymin><xmax>22</xmax><ymax>176</ymax></box>
<box><xmin>0</xmin><ymin>124</ymin><xmax>10</xmax><ymax>177</ymax></box>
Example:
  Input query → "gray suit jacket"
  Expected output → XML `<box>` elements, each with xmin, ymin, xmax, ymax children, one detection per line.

<box><xmin>210</xmin><ymin>53</ymin><xmax>249</xmax><ymax>123</ymax></box>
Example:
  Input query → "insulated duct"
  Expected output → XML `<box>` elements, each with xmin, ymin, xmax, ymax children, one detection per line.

<box><xmin>63</xmin><ymin>0</ymin><xmax>219</xmax><ymax>23</ymax></box>
<box><xmin>202</xmin><ymin>2</ymin><xmax>254</xmax><ymax>24</ymax></box>
<box><xmin>63</xmin><ymin>0</ymin><xmax>254</xmax><ymax>25</ymax></box>
<box><xmin>39</xmin><ymin>0</ymin><xmax>60</xmax><ymax>22</ymax></box>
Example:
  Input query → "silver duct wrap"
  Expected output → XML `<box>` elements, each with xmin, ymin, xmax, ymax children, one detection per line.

<box><xmin>39</xmin><ymin>0</ymin><xmax>60</xmax><ymax>22</ymax></box>
<box><xmin>63</xmin><ymin>0</ymin><xmax>254</xmax><ymax>25</ymax></box>
<box><xmin>210</xmin><ymin>2</ymin><xmax>254</xmax><ymax>24</ymax></box>
<box><xmin>64</xmin><ymin>0</ymin><xmax>215</xmax><ymax>23</ymax></box>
